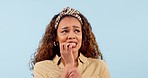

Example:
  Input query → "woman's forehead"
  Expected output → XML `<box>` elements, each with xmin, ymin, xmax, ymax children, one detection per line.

<box><xmin>58</xmin><ymin>17</ymin><xmax>82</xmax><ymax>29</ymax></box>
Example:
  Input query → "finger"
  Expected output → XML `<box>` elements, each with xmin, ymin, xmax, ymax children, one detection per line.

<box><xmin>62</xmin><ymin>43</ymin><xmax>66</xmax><ymax>51</ymax></box>
<box><xmin>66</xmin><ymin>43</ymin><xmax>70</xmax><ymax>52</ymax></box>
<box><xmin>68</xmin><ymin>70</ymin><xmax>73</xmax><ymax>78</ymax></box>
<box><xmin>59</xmin><ymin>43</ymin><xmax>62</xmax><ymax>52</ymax></box>
<box><xmin>66</xmin><ymin>43</ymin><xmax>75</xmax><ymax>64</ymax></box>
<box><xmin>68</xmin><ymin>68</ymin><xmax>77</xmax><ymax>77</ymax></box>
<box><xmin>60</xmin><ymin>43</ymin><xmax>64</xmax><ymax>53</ymax></box>
<box><xmin>69</xmin><ymin>68</ymin><xmax>79</xmax><ymax>77</ymax></box>
<box><xmin>68</xmin><ymin>45</ymin><xmax>74</xmax><ymax>64</ymax></box>
<box><xmin>60</xmin><ymin>43</ymin><xmax>67</xmax><ymax>55</ymax></box>
<box><xmin>69</xmin><ymin>72</ymin><xmax>73</xmax><ymax>78</ymax></box>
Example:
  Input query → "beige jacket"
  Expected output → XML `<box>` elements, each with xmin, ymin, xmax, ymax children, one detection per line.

<box><xmin>34</xmin><ymin>53</ymin><xmax>110</xmax><ymax>78</ymax></box>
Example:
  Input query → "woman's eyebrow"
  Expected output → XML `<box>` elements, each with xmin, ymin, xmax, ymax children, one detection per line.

<box><xmin>73</xmin><ymin>25</ymin><xmax>80</xmax><ymax>28</ymax></box>
<box><xmin>61</xmin><ymin>26</ymin><xmax>69</xmax><ymax>29</ymax></box>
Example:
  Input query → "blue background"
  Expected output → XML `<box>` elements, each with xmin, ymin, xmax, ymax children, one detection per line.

<box><xmin>0</xmin><ymin>0</ymin><xmax>148</xmax><ymax>78</ymax></box>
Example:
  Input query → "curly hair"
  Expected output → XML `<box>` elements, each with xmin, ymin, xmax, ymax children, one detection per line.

<box><xmin>30</xmin><ymin>12</ymin><xmax>103</xmax><ymax>70</ymax></box>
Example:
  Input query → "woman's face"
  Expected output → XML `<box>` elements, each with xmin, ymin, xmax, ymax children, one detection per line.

<box><xmin>57</xmin><ymin>16</ymin><xmax>82</xmax><ymax>53</ymax></box>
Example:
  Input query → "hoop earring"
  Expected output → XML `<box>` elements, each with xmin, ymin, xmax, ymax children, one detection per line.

<box><xmin>53</xmin><ymin>41</ymin><xmax>59</xmax><ymax>46</ymax></box>
<box><xmin>54</xmin><ymin>42</ymin><xmax>56</xmax><ymax>46</ymax></box>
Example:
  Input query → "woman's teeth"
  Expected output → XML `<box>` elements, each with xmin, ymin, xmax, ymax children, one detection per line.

<box><xmin>69</xmin><ymin>43</ymin><xmax>76</xmax><ymax>48</ymax></box>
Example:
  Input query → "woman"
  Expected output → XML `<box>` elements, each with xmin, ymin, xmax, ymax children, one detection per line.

<box><xmin>31</xmin><ymin>7</ymin><xmax>110</xmax><ymax>78</ymax></box>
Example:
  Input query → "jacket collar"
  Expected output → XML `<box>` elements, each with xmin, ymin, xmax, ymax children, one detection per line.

<box><xmin>53</xmin><ymin>53</ymin><xmax>87</xmax><ymax>68</ymax></box>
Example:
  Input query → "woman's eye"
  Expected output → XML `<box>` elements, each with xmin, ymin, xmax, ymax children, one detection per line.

<box><xmin>74</xmin><ymin>29</ymin><xmax>80</xmax><ymax>33</ymax></box>
<box><xmin>61</xmin><ymin>30</ymin><xmax>68</xmax><ymax>33</ymax></box>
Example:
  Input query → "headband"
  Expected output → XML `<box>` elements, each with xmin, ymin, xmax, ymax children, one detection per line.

<box><xmin>55</xmin><ymin>7</ymin><xmax>83</xmax><ymax>29</ymax></box>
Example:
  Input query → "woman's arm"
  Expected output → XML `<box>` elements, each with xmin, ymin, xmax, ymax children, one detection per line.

<box><xmin>99</xmin><ymin>60</ymin><xmax>110</xmax><ymax>78</ymax></box>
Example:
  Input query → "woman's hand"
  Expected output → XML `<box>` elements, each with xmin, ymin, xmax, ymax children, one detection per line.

<box><xmin>60</xmin><ymin>64</ymin><xmax>82</xmax><ymax>78</ymax></box>
<box><xmin>60</xmin><ymin>43</ymin><xmax>82</xmax><ymax>78</ymax></box>
<box><xmin>68</xmin><ymin>67</ymin><xmax>82</xmax><ymax>78</ymax></box>
<box><xmin>60</xmin><ymin>42</ymin><xmax>76</xmax><ymax>65</ymax></box>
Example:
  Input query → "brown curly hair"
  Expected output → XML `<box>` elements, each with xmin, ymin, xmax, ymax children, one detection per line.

<box><xmin>30</xmin><ymin>11</ymin><xmax>103</xmax><ymax>70</ymax></box>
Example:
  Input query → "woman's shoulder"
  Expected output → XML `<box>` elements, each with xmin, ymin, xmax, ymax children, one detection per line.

<box><xmin>34</xmin><ymin>55</ymin><xmax>60</xmax><ymax>68</ymax></box>
<box><xmin>33</xmin><ymin>60</ymin><xmax>63</xmax><ymax>77</ymax></box>
<box><xmin>86</xmin><ymin>58</ymin><xmax>110</xmax><ymax>78</ymax></box>
<box><xmin>87</xmin><ymin>58</ymin><xmax>108</xmax><ymax>67</ymax></box>
<box><xmin>79</xmin><ymin>53</ymin><xmax>107</xmax><ymax>67</ymax></box>
<box><xmin>35</xmin><ymin>60</ymin><xmax>52</xmax><ymax>66</ymax></box>
<box><xmin>34</xmin><ymin>60</ymin><xmax>53</xmax><ymax>70</ymax></box>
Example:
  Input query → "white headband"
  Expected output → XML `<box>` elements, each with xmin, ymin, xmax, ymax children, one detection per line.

<box><xmin>55</xmin><ymin>7</ymin><xmax>83</xmax><ymax>29</ymax></box>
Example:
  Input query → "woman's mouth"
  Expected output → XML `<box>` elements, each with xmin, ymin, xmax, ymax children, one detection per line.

<box><xmin>67</xmin><ymin>41</ymin><xmax>77</xmax><ymax>48</ymax></box>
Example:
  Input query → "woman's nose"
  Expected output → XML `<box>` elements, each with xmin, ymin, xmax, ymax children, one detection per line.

<box><xmin>67</xmin><ymin>35</ymin><xmax>76</xmax><ymax>40</ymax></box>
